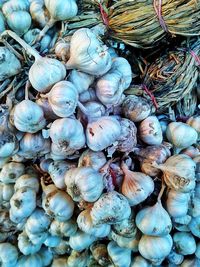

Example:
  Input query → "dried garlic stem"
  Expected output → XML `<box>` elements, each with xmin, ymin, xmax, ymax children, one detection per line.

<box><xmin>157</xmin><ymin>182</ymin><xmax>166</xmax><ymax>202</ymax></box>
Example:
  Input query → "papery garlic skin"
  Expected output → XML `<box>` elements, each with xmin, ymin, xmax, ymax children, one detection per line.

<box><xmin>136</xmin><ymin>201</ymin><xmax>172</xmax><ymax>236</ymax></box>
<box><xmin>48</xmin><ymin>81</ymin><xmax>78</xmax><ymax>118</ymax></box>
<box><xmin>69</xmin><ymin>230</ymin><xmax>97</xmax><ymax>252</ymax></box>
<box><xmin>13</xmin><ymin>100</ymin><xmax>46</xmax><ymax>133</ymax></box>
<box><xmin>86</xmin><ymin>116</ymin><xmax>121</xmax><ymax>151</ymax></box>
<box><xmin>65</xmin><ymin>167</ymin><xmax>104</xmax><ymax>202</ymax></box>
<box><xmin>139</xmin><ymin>116</ymin><xmax>163</xmax><ymax>145</ymax></box>
<box><xmin>173</xmin><ymin>232</ymin><xmax>196</xmax><ymax>255</ymax></box>
<box><xmin>107</xmin><ymin>241</ymin><xmax>132</xmax><ymax>267</ymax></box>
<box><xmin>0</xmin><ymin>47</ymin><xmax>21</xmax><ymax>81</ymax></box>
<box><xmin>90</xmin><ymin>191</ymin><xmax>131</xmax><ymax>225</ymax></box>
<box><xmin>66</xmin><ymin>28</ymin><xmax>112</xmax><ymax>76</ymax></box>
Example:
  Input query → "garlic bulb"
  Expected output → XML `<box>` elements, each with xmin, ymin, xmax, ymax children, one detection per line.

<box><xmin>36</xmin><ymin>96</ymin><xmax>58</xmax><ymax>120</ymax></box>
<box><xmin>49</xmin><ymin>117</ymin><xmax>85</xmax><ymax>158</ymax></box>
<box><xmin>44</xmin><ymin>234</ymin><xmax>61</xmax><ymax>248</ymax></box>
<box><xmin>138</xmin><ymin>234</ymin><xmax>173</xmax><ymax>265</ymax></box>
<box><xmin>38</xmin><ymin>247</ymin><xmax>54</xmax><ymax>267</ymax></box>
<box><xmin>0</xmin><ymin>162</ymin><xmax>25</xmax><ymax>184</ymax></box>
<box><xmin>86</xmin><ymin>116</ymin><xmax>121</xmax><ymax>151</ymax></box>
<box><xmin>136</xmin><ymin>200</ymin><xmax>172</xmax><ymax>236</ymax></box>
<box><xmin>188</xmin><ymin>216</ymin><xmax>200</xmax><ymax>238</ymax></box>
<box><xmin>49</xmin><ymin>219</ymin><xmax>77</xmax><ymax>238</ymax></box>
<box><xmin>130</xmin><ymin>256</ymin><xmax>150</xmax><ymax>267</ymax></box>
<box><xmin>78</xmin><ymin>149</ymin><xmax>106</xmax><ymax>171</ymax></box>
<box><xmin>166</xmin><ymin>189</ymin><xmax>190</xmax><ymax>218</ymax></box>
<box><xmin>156</xmin><ymin>154</ymin><xmax>196</xmax><ymax>192</ymax></box>
<box><xmin>10</xmin><ymin>187</ymin><xmax>37</xmax><ymax>223</ymax></box>
<box><xmin>68</xmin><ymin>69</ymin><xmax>95</xmax><ymax>94</ymax></box>
<box><xmin>107</xmin><ymin>241</ymin><xmax>132</xmax><ymax>267</ymax></box>
<box><xmin>66</xmin><ymin>28</ymin><xmax>112</xmax><ymax>76</ymax></box>
<box><xmin>90</xmin><ymin>243</ymin><xmax>112</xmax><ymax>267</ymax></box>
<box><xmin>78</xmin><ymin>101</ymin><xmax>106</xmax><ymax>120</ymax></box>
<box><xmin>134</xmin><ymin>144</ymin><xmax>171</xmax><ymax>177</ymax></box>
<box><xmin>48</xmin><ymin>160</ymin><xmax>76</xmax><ymax>189</ymax></box>
<box><xmin>79</xmin><ymin>88</ymin><xmax>97</xmax><ymax>103</ymax></box>
<box><xmin>13</xmin><ymin>100</ymin><xmax>46</xmax><ymax>133</ymax></box>
<box><xmin>14</xmin><ymin>173</ymin><xmax>39</xmax><ymax>192</ymax></box>
<box><xmin>25</xmin><ymin>230</ymin><xmax>48</xmax><ymax>245</ymax></box>
<box><xmin>0</xmin><ymin>127</ymin><xmax>19</xmax><ymax>158</ymax></box>
<box><xmin>51</xmin><ymin>257</ymin><xmax>68</xmax><ymax>267</ymax></box>
<box><xmin>67</xmin><ymin>250</ymin><xmax>89</xmax><ymax>267</ymax></box>
<box><xmin>42</xmin><ymin>182</ymin><xmax>74</xmax><ymax>221</ymax></box>
<box><xmin>173</xmin><ymin>232</ymin><xmax>196</xmax><ymax>255</ymax></box>
<box><xmin>187</xmin><ymin>116</ymin><xmax>200</xmax><ymax>139</ymax></box>
<box><xmin>18</xmin><ymin>230</ymin><xmax>42</xmax><ymax>255</ymax></box>
<box><xmin>0</xmin><ymin>11</ymin><xmax>5</xmax><ymax>33</ymax></box>
<box><xmin>16</xmin><ymin>254</ymin><xmax>43</xmax><ymax>267</ymax></box>
<box><xmin>0</xmin><ymin>47</ymin><xmax>21</xmax><ymax>81</ymax></box>
<box><xmin>167</xmin><ymin>250</ymin><xmax>184</xmax><ymax>265</ymax></box>
<box><xmin>166</xmin><ymin>122</ymin><xmax>198</xmax><ymax>152</ymax></box>
<box><xmin>30</xmin><ymin>0</ymin><xmax>49</xmax><ymax>28</ymax></box>
<box><xmin>90</xmin><ymin>191</ymin><xmax>131</xmax><ymax>225</ymax></box>
<box><xmin>181</xmin><ymin>258</ymin><xmax>200</xmax><ymax>267</ymax></box>
<box><xmin>69</xmin><ymin>230</ymin><xmax>97</xmax><ymax>252</ymax></box>
<box><xmin>121</xmin><ymin>162</ymin><xmax>154</xmax><ymax>206</ymax></box>
<box><xmin>111</xmin><ymin>230</ymin><xmax>141</xmax><ymax>251</ymax></box>
<box><xmin>48</xmin><ymin>81</ymin><xmax>78</xmax><ymax>117</ymax></box>
<box><xmin>55</xmin><ymin>39</ymin><xmax>71</xmax><ymax>62</ymax></box>
<box><xmin>139</xmin><ymin>116</ymin><xmax>163</xmax><ymax>145</ymax></box>
<box><xmin>64</xmin><ymin>167</ymin><xmax>104</xmax><ymax>202</ymax></box>
<box><xmin>18</xmin><ymin>132</ymin><xmax>51</xmax><ymax>159</ymax></box>
<box><xmin>2</xmin><ymin>0</ymin><xmax>31</xmax><ymax>36</ymax></box>
<box><xmin>0</xmin><ymin>183</ymin><xmax>14</xmax><ymax>204</ymax></box>
<box><xmin>122</xmin><ymin>95</ymin><xmax>151</xmax><ymax>122</ymax></box>
<box><xmin>0</xmin><ymin>243</ymin><xmax>18</xmax><ymax>267</ymax></box>
<box><xmin>77</xmin><ymin>209</ymin><xmax>111</xmax><ymax>238</ymax></box>
<box><xmin>181</xmin><ymin>146</ymin><xmax>200</xmax><ymax>158</ymax></box>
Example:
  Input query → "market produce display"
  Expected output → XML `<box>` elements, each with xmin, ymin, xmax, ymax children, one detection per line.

<box><xmin>0</xmin><ymin>0</ymin><xmax>199</xmax><ymax>266</ymax></box>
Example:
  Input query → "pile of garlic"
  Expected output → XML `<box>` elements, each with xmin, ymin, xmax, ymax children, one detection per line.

<box><xmin>0</xmin><ymin>1</ymin><xmax>200</xmax><ymax>266</ymax></box>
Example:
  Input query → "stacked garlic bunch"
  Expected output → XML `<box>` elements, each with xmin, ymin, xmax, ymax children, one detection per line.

<box><xmin>0</xmin><ymin>6</ymin><xmax>200</xmax><ymax>263</ymax></box>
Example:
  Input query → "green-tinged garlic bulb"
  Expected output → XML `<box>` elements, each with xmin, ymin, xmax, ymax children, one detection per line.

<box><xmin>49</xmin><ymin>219</ymin><xmax>77</xmax><ymax>238</ymax></box>
<box><xmin>14</xmin><ymin>173</ymin><xmax>39</xmax><ymax>192</ymax></box>
<box><xmin>121</xmin><ymin>162</ymin><xmax>154</xmax><ymax>206</ymax></box>
<box><xmin>42</xmin><ymin>182</ymin><xmax>74</xmax><ymax>222</ymax></box>
<box><xmin>48</xmin><ymin>160</ymin><xmax>76</xmax><ymax>189</ymax></box>
<box><xmin>13</xmin><ymin>100</ymin><xmax>46</xmax><ymax>133</ymax></box>
<box><xmin>68</xmin><ymin>69</ymin><xmax>95</xmax><ymax>94</ymax></box>
<box><xmin>86</xmin><ymin>116</ymin><xmax>121</xmax><ymax>151</ymax></box>
<box><xmin>181</xmin><ymin>258</ymin><xmax>200</xmax><ymax>267</ymax></box>
<box><xmin>167</xmin><ymin>250</ymin><xmax>184</xmax><ymax>265</ymax></box>
<box><xmin>0</xmin><ymin>243</ymin><xmax>18</xmax><ymax>267</ymax></box>
<box><xmin>136</xmin><ymin>200</ymin><xmax>172</xmax><ymax>236</ymax></box>
<box><xmin>69</xmin><ymin>230</ymin><xmax>97</xmax><ymax>252</ymax></box>
<box><xmin>0</xmin><ymin>11</ymin><xmax>5</xmax><ymax>33</ymax></box>
<box><xmin>107</xmin><ymin>241</ymin><xmax>132</xmax><ymax>267</ymax></box>
<box><xmin>122</xmin><ymin>95</ymin><xmax>151</xmax><ymax>122</ymax></box>
<box><xmin>90</xmin><ymin>243</ymin><xmax>112</xmax><ymax>267</ymax></box>
<box><xmin>30</xmin><ymin>0</ymin><xmax>49</xmax><ymax>28</ymax></box>
<box><xmin>51</xmin><ymin>257</ymin><xmax>68</xmax><ymax>267</ymax></box>
<box><xmin>111</xmin><ymin>230</ymin><xmax>141</xmax><ymax>251</ymax></box>
<box><xmin>96</xmin><ymin>57</ymin><xmax>132</xmax><ymax>106</ymax></box>
<box><xmin>173</xmin><ymin>232</ymin><xmax>196</xmax><ymax>255</ymax></box>
<box><xmin>78</xmin><ymin>149</ymin><xmax>106</xmax><ymax>171</ymax></box>
<box><xmin>166</xmin><ymin>189</ymin><xmax>190</xmax><ymax>218</ymax></box>
<box><xmin>9</xmin><ymin>186</ymin><xmax>37</xmax><ymax>223</ymax></box>
<box><xmin>3</xmin><ymin>30</ymin><xmax>66</xmax><ymax>93</ymax></box>
<box><xmin>188</xmin><ymin>216</ymin><xmax>200</xmax><ymax>238</ymax></box>
<box><xmin>67</xmin><ymin>250</ymin><xmax>89</xmax><ymax>267</ymax></box>
<box><xmin>156</xmin><ymin>154</ymin><xmax>196</xmax><ymax>192</ymax></box>
<box><xmin>2</xmin><ymin>0</ymin><xmax>31</xmax><ymax>36</ymax></box>
<box><xmin>48</xmin><ymin>81</ymin><xmax>78</xmax><ymax>117</ymax></box>
<box><xmin>130</xmin><ymin>256</ymin><xmax>151</xmax><ymax>267</ymax></box>
<box><xmin>66</xmin><ymin>28</ymin><xmax>112</xmax><ymax>76</ymax></box>
<box><xmin>25</xmin><ymin>208</ymin><xmax>51</xmax><ymax>234</ymax></box>
<box><xmin>16</xmin><ymin>254</ymin><xmax>43</xmax><ymax>267</ymax></box>
<box><xmin>49</xmin><ymin>117</ymin><xmax>85</xmax><ymax>159</ymax></box>
<box><xmin>139</xmin><ymin>116</ymin><xmax>163</xmax><ymax>145</ymax></box>
<box><xmin>18</xmin><ymin>230</ymin><xmax>42</xmax><ymax>255</ymax></box>
<box><xmin>18</xmin><ymin>132</ymin><xmax>51</xmax><ymax>159</ymax></box>
<box><xmin>65</xmin><ymin>167</ymin><xmax>104</xmax><ymax>202</ymax></box>
<box><xmin>90</xmin><ymin>191</ymin><xmax>131</xmax><ymax>225</ymax></box>
<box><xmin>0</xmin><ymin>161</ymin><xmax>25</xmax><ymax>184</ymax></box>
<box><xmin>138</xmin><ymin>234</ymin><xmax>173</xmax><ymax>265</ymax></box>
<box><xmin>166</xmin><ymin>122</ymin><xmax>198</xmax><ymax>152</ymax></box>
<box><xmin>77</xmin><ymin>209</ymin><xmax>111</xmax><ymax>238</ymax></box>
<box><xmin>0</xmin><ymin>47</ymin><xmax>21</xmax><ymax>81</ymax></box>
<box><xmin>187</xmin><ymin>116</ymin><xmax>200</xmax><ymax>139</ymax></box>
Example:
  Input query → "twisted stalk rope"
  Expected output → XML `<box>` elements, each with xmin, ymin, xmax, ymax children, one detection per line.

<box><xmin>66</xmin><ymin>0</ymin><xmax>200</xmax><ymax>48</ymax></box>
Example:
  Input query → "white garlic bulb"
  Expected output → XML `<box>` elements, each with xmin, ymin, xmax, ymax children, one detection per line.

<box><xmin>112</xmin><ymin>211</ymin><xmax>136</xmax><ymax>238</ymax></box>
<box><xmin>173</xmin><ymin>232</ymin><xmax>196</xmax><ymax>255</ymax></box>
<box><xmin>79</xmin><ymin>88</ymin><xmax>97</xmax><ymax>103</ymax></box>
<box><xmin>36</xmin><ymin>96</ymin><xmax>58</xmax><ymax>120</ymax></box>
<box><xmin>90</xmin><ymin>191</ymin><xmax>131</xmax><ymax>225</ymax></box>
<box><xmin>107</xmin><ymin>241</ymin><xmax>132</xmax><ymax>267</ymax></box>
<box><xmin>55</xmin><ymin>39</ymin><xmax>71</xmax><ymax>62</ymax></box>
<box><xmin>78</xmin><ymin>149</ymin><xmax>106</xmax><ymax>171</ymax></box>
<box><xmin>67</xmin><ymin>250</ymin><xmax>89</xmax><ymax>267</ymax></box>
<box><xmin>111</xmin><ymin>230</ymin><xmax>141</xmax><ymax>251</ymax></box>
<box><xmin>48</xmin><ymin>81</ymin><xmax>78</xmax><ymax>117</ymax></box>
<box><xmin>68</xmin><ymin>69</ymin><xmax>95</xmax><ymax>94</ymax></box>
<box><xmin>187</xmin><ymin>116</ymin><xmax>200</xmax><ymax>139</ymax></box>
<box><xmin>0</xmin><ymin>47</ymin><xmax>21</xmax><ymax>81</ymax></box>
<box><xmin>49</xmin><ymin>219</ymin><xmax>77</xmax><ymax>238</ymax></box>
<box><xmin>30</xmin><ymin>0</ymin><xmax>49</xmax><ymax>28</ymax></box>
<box><xmin>2</xmin><ymin>0</ymin><xmax>31</xmax><ymax>36</ymax></box>
<box><xmin>66</xmin><ymin>28</ymin><xmax>112</xmax><ymax>76</ymax></box>
<box><xmin>167</xmin><ymin>250</ymin><xmax>184</xmax><ymax>265</ymax></box>
<box><xmin>69</xmin><ymin>230</ymin><xmax>97</xmax><ymax>252</ymax></box>
<box><xmin>0</xmin><ymin>183</ymin><xmax>14</xmax><ymax>204</ymax></box>
<box><xmin>0</xmin><ymin>162</ymin><xmax>25</xmax><ymax>184</ymax></box>
<box><xmin>64</xmin><ymin>167</ymin><xmax>104</xmax><ymax>202</ymax></box>
<box><xmin>121</xmin><ymin>162</ymin><xmax>154</xmax><ymax>206</ymax></box>
<box><xmin>130</xmin><ymin>256</ymin><xmax>150</xmax><ymax>267</ymax></box>
<box><xmin>13</xmin><ymin>100</ymin><xmax>46</xmax><ymax>133</ymax></box>
<box><xmin>18</xmin><ymin>230</ymin><xmax>42</xmax><ymax>255</ymax></box>
<box><xmin>166</xmin><ymin>122</ymin><xmax>198</xmax><ymax>152</ymax></box>
<box><xmin>14</xmin><ymin>173</ymin><xmax>39</xmax><ymax>193</ymax></box>
<box><xmin>86</xmin><ymin>116</ymin><xmax>121</xmax><ymax>151</ymax></box>
<box><xmin>139</xmin><ymin>116</ymin><xmax>163</xmax><ymax>145</ymax></box>
<box><xmin>188</xmin><ymin>216</ymin><xmax>200</xmax><ymax>238</ymax></box>
<box><xmin>0</xmin><ymin>243</ymin><xmax>18</xmax><ymax>267</ymax></box>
